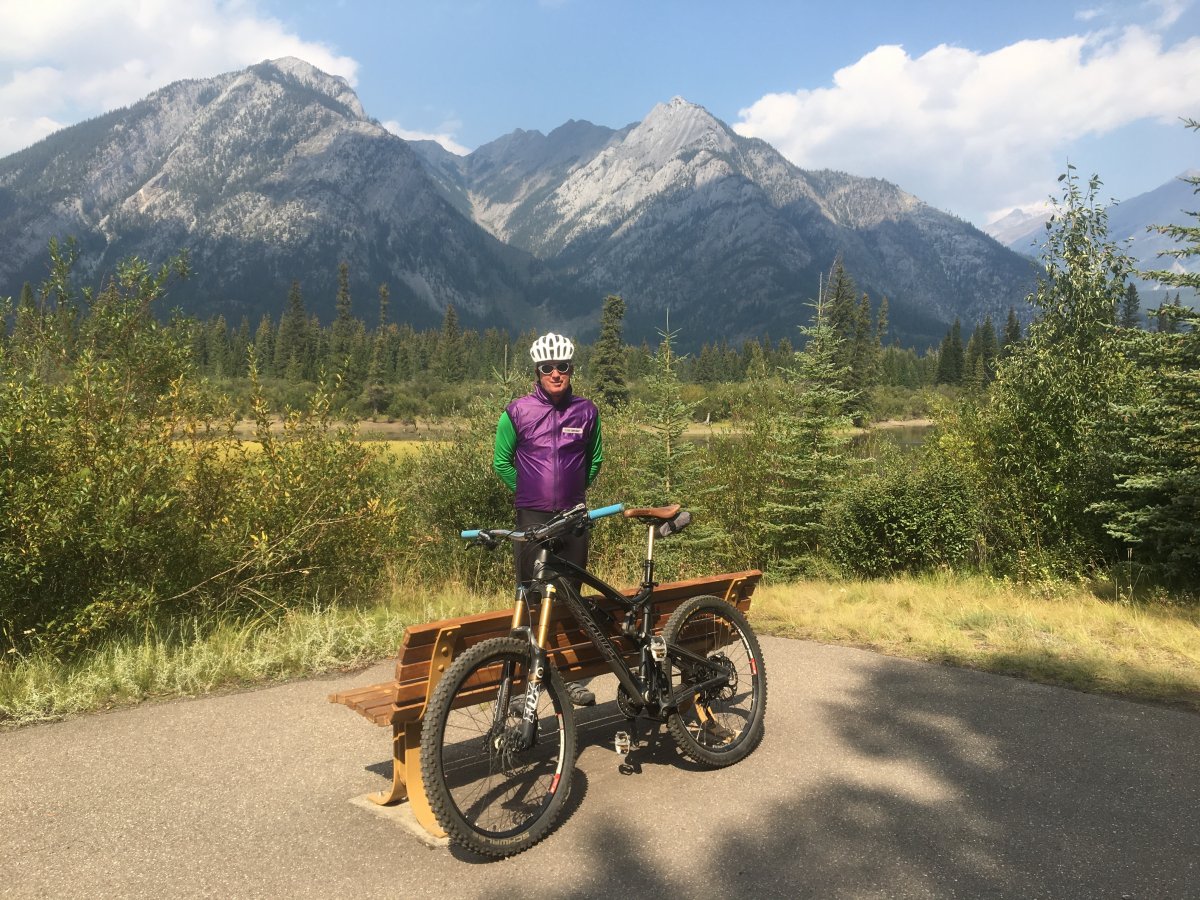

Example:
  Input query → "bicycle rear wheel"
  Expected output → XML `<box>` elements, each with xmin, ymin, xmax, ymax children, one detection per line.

<box><xmin>662</xmin><ymin>595</ymin><xmax>767</xmax><ymax>766</ymax></box>
<box><xmin>420</xmin><ymin>636</ymin><xmax>577</xmax><ymax>857</ymax></box>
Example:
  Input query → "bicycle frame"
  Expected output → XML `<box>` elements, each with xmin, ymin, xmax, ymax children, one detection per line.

<box><xmin>505</xmin><ymin>525</ymin><xmax>735</xmax><ymax>736</ymax></box>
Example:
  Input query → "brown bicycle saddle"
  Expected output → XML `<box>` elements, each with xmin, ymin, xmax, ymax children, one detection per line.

<box><xmin>621</xmin><ymin>504</ymin><xmax>682</xmax><ymax>522</ymax></box>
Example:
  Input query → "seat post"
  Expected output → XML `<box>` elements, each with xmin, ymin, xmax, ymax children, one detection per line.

<box><xmin>642</xmin><ymin>524</ymin><xmax>656</xmax><ymax>588</ymax></box>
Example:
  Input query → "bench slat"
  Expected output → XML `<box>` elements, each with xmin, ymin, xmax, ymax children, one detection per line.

<box><xmin>329</xmin><ymin>571</ymin><xmax>760</xmax><ymax>725</ymax></box>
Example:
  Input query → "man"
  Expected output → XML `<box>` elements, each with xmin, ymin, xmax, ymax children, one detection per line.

<box><xmin>493</xmin><ymin>332</ymin><xmax>603</xmax><ymax>706</ymax></box>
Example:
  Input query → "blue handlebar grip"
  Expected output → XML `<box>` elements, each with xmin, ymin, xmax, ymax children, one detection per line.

<box><xmin>460</xmin><ymin>529</ymin><xmax>481</xmax><ymax>539</ymax></box>
<box><xmin>588</xmin><ymin>503</ymin><xmax>625</xmax><ymax>520</ymax></box>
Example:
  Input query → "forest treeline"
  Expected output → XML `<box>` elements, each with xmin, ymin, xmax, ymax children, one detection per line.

<box><xmin>3</xmin><ymin>144</ymin><xmax>1199</xmax><ymax>659</ymax></box>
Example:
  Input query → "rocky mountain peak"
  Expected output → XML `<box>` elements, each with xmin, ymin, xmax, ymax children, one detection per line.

<box><xmin>1</xmin><ymin>57</ymin><xmax>1045</xmax><ymax>348</ymax></box>
<box><xmin>246</xmin><ymin>57</ymin><xmax>366</xmax><ymax>120</ymax></box>
<box><xmin>621</xmin><ymin>96</ymin><xmax>735</xmax><ymax>167</ymax></box>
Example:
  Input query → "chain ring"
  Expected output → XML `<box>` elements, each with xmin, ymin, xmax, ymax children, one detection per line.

<box><xmin>616</xmin><ymin>685</ymin><xmax>640</xmax><ymax>719</ymax></box>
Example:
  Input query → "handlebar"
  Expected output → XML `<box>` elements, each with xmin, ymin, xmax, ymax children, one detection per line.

<box><xmin>460</xmin><ymin>503</ymin><xmax>625</xmax><ymax>545</ymax></box>
<box><xmin>588</xmin><ymin>503</ymin><xmax>624</xmax><ymax>521</ymax></box>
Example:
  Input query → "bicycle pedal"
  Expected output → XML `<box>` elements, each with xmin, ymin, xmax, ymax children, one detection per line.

<box><xmin>649</xmin><ymin>636</ymin><xmax>667</xmax><ymax>663</ymax></box>
<box><xmin>613</xmin><ymin>731</ymin><xmax>632</xmax><ymax>755</ymax></box>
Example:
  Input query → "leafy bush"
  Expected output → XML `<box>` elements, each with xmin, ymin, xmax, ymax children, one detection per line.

<box><xmin>0</xmin><ymin>248</ymin><xmax>399</xmax><ymax>655</ymax></box>
<box><xmin>825</xmin><ymin>448</ymin><xmax>980</xmax><ymax>577</ymax></box>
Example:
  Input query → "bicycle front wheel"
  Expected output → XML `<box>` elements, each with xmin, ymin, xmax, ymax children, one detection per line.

<box><xmin>663</xmin><ymin>595</ymin><xmax>767</xmax><ymax>767</ymax></box>
<box><xmin>419</xmin><ymin>636</ymin><xmax>577</xmax><ymax>857</ymax></box>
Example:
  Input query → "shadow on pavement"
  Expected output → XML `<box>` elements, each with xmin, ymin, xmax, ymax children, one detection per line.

<box><xmin>495</xmin><ymin>650</ymin><xmax>1200</xmax><ymax>897</ymax></box>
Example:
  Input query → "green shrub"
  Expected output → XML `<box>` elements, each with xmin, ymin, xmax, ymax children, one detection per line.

<box><xmin>825</xmin><ymin>448</ymin><xmax>980</xmax><ymax>577</ymax></box>
<box><xmin>0</xmin><ymin>249</ymin><xmax>400</xmax><ymax>655</ymax></box>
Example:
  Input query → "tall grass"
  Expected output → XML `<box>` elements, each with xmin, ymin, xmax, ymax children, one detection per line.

<box><xmin>0</xmin><ymin>584</ymin><xmax>502</xmax><ymax>727</ymax></box>
<box><xmin>753</xmin><ymin>575</ymin><xmax>1200</xmax><ymax>711</ymax></box>
<box><xmin>5</xmin><ymin>573</ymin><xmax>1197</xmax><ymax>727</ymax></box>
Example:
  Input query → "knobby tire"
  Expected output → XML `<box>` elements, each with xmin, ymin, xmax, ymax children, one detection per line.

<box><xmin>662</xmin><ymin>595</ymin><xmax>767</xmax><ymax>766</ymax></box>
<box><xmin>420</xmin><ymin>636</ymin><xmax>577</xmax><ymax>857</ymax></box>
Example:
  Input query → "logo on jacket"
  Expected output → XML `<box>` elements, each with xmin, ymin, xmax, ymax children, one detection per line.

<box><xmin>562</xmin><ymin>427</ymin><xmax>584</xmax><ymax>435</ymax></box>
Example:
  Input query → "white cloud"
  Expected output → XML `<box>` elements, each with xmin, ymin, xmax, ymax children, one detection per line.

<box><xmin>0</xmin><ymin>0</ymin><xmax>357</xmax><ymax>156</ymax></box>
<box><xmin>382</xmin><ymin>121</ymin><xmax>469</xmax><ymax>156</ymax></box>
<box><xmin>734</xmin><ymin>24</ymin><xmax>1200</xmax><ymax>225</ymax></box>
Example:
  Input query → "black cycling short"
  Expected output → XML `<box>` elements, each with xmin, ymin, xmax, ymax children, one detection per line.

<box><xmin>513</xmin><ymin>507</ymin><xmax>589</xmax><ymax>592</ymax></box>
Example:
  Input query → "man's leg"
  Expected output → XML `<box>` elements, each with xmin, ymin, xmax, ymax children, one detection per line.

<box><xmin>512</xmin><ymin>507</ymin><xmax>595</xmax><ymax>707</ymax></box>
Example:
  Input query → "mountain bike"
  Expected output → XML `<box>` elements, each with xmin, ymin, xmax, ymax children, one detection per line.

<box><xmin>419</xmin><ymin>501</ymin><xmax>768</xmax><ymax>857</ymax></box>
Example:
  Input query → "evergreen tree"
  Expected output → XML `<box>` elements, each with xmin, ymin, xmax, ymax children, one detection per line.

<box><xmin>253</xmin><ymin>314</ymin><xmax>274</xmax><ymax>373</ymax></box>
<box><xmin>936</xmin><ymin>318</ymin><xmax>964</xmax><ymax>384</ymax></box>
<box><xmin>1119</xmin><ymin>283</ymin><xmax>1141</xmax><ymax>328</ymax></box>
<box><xmin>963</xmin><ymin>330</ymin><xmax>983</xmax><ymax>392</ymax></box>
<box><xmin>978</xmin><ymin>315</ymin><xmax>999</xmax><ymax>383</ymax></box>
<box><xmin>330</xmin><ymin>261</ymin><xmax>355</xmax><ymax>375</ymax></box>
<box><xmin>851</xmin><ymin>292</ymin><xmax>879</xmax><ymax>398</ymax></box>
<box><xmin>206</xmin><ymin>315</ymin><xmax>231</xmax><ymax>377</ymax></box>
<box><xmin>1097</xmin><ymin>119</ymin><xmax>1200</xmax><ymax>582</ymax></box>
<box><xmin>758</xmin><ymin>297</ymin><xmax>857</xmax><ymax>576</ymax></box>
<box><xmin>875</xmin><ymin>295</ymin><xmax>890</xmax><ymax>347</ymax></box>
<box><xmin>377</xmin><ymin>282</ymin><xmax>390</xmax><ymax>330</ymax></box>
<box><xmin>1002</xmin><ymin>307</ymin><xmax>1022</xmax><ymax>355</ymax></box>
<box><xmin>590</xmin><ymin>294</ymin><xmax>630</xmax><ymax>406</ymax></box>
<box><xmin>631</xmin><ymin>327</ymin><xmax>702</xmax><ymax>502</ymax></box>
<box><xmin>823</xmin><ymin>258</ymin><xmax>860</xmax><ymax>390</ymax></box>
<box><xmin>274</xmin><ymin>280</ymin><xmax>307</xmax><ymax>378</ymax></box>
<box><xmin>361</xmin><ymin>329</ymin><xmax>393</xmax><ymax>415</ymax></box>
<box><xmin>1154</xmin><ymin>297</ymin><xmax>1182</xmax><ymax>333</ymax></box>
<box><xmin>432</xmin><ymin>304</ymin><xmax>461</xmax><ymax>379</ymax></box>
<box><xmin>231</xmin><ymin>317</ymin><xmax>251</xmax><ymax>378</ymax></box>
<box><xmin>1094</xmin><ymin>307</ymin><xmax>1200</xmax><ymax>582</ymax></box>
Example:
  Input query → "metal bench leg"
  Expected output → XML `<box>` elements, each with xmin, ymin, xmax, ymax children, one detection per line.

<box><xmin>368</xmin><ymin>624</ymin><xmax>462</xmax><ymax>841</ymax></box>
<box><xmin>368</xmin><ymin>722</ymin><xmax>411</xmax><ymax>806</ymax></box>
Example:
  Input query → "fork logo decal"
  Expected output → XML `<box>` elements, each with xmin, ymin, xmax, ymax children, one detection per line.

<box><xmin>524</xmin><ymin>684</ymin><xmax>541</xmax><ymax>720</ymax></box>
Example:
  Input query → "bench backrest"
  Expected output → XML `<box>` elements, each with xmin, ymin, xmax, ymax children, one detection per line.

<box><xmin>390</xmin><ymin>570</ymin><xmax>760</xmax><ymax>719</ymax></box>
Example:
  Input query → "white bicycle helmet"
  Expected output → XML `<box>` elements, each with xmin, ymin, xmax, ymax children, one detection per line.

<box><xmin>529</xmin><ymin>332</ymin><xmax>575</xmax><ymax>363</ymax></box>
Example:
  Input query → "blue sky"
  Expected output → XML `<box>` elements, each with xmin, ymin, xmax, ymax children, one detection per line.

<box><xmin>2</xmin><ymin>0</ymin><xmax>1198</xmax><ymax>226</ymax></box>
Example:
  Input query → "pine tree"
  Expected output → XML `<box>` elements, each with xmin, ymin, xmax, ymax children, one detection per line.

<box><xmin>852</xmin><ymin>292</ymin><xmax>879</xmax><ymax>396</ymax></box>
<box><xmin>978</xmin><ymin>315</ymin><xmax>999</xmax><ymax>383</ymax></box>
<box><xmin>253</xmin><ymin>314</ymin><xmax>274</xmax><ymax>373</ymax></box>
<box><xmin>875</xmin><ymin>295</ymin><xmax>890</xmax><ymax>347</ymax></box>
<box><xmin>330</xmin><ymin>261</ymin><xmax>355</xmax><ymax>376</ymax></box>
<box><xmin>377</xmin><ymin>282</ymin><xmax>390</xmax><ymax>330</ymax></box>
<box><xmin>936</xmin><ymin>319</ymin><xmax>964</xmax><ymax>384</ymax></box>
<box><xmin>274</xmin><ymin>280</ymin><xmax>307</xmax><ymax>378</ymax></box>
<box><xmin>1096</xmin><ymin>119</ymin><xmax>1200</xmax><ymax>581</ymax></box>
<box><xmin>361</xmin><ymin>329</ymin><xmax>393</xmax><ymax>415</ymax></box>
<box><xmin>758</xmin><ymin>296</ymin><xmax>857</xmax><ymax>576</ymax></box>
<box><xmin>1119</xmin><ymin>283</ymin><xmax>1141</xmax><ymax>329</ymax></box>
<box><xmin>1002</xmin><ymin>307</ymin><xmax>1022</xmax><ymax>355</ymax></box>
<box><xmin>1095</xmin><ymin>307</ymin><xmax>1200</xmax><ymax>581</ymax></box>
<box><xmin>432</xmin><ymin>304</ymin><xmax>460</xmax><ymax>379</ymax></box>
<box><xmin>231</xmin><ymin>317</ymin><xmax>251</xmax><ymax>378</ymax></box>
<box><xmin>631</xmin><ymin>327</ymin><xmax>702</xmax><ymax>503</ymax></box>
<box><xmin>590</xmin><ymin>294</ymin><xmax>630</xmax><ymax>406</ymax></box>
<box><xmin>824</xmin><ymin>258</ymin><xmax>859</xmax><ymax>386</ymax></box>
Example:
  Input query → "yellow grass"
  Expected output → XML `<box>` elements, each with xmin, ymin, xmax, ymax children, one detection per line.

<box><xmin>751</xmin><ymin>575</ymin><xmax>1200</xmax><ymax>711</ymax></box>
<box><xmin>5</xmin><ymin>574</ymin><xmax>1197</xmax><ymax>728</ymax></box>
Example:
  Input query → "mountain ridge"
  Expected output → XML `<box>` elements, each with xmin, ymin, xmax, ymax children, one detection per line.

<box><xmin>2</xmin><ymin>57</ymin><xmax>1042</xmax><ymax>347</ymax></box>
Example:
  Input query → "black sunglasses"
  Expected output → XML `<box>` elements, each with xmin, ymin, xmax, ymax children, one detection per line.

<box><xmin>537</xmin><ymin>362</ymin><xmax>572</xmax><ymax>375</ymax></box>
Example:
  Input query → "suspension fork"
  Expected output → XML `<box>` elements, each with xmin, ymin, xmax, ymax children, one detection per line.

<box><xmin>495</xmin><ymin>582</ymin><xmax>555</xmax><ymax>747</ymax></box>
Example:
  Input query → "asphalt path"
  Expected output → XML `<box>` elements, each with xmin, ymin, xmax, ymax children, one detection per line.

<box><xmin>2</xmin><ymin>636</ymin><xmax>1197</xmax><ymax>899</ymax></box>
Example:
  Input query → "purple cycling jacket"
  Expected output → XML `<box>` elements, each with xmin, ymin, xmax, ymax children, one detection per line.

<box><xmin>500</xmin><ymin>384</ymin><xmax>600</xmax><ymax>511</ymax></box>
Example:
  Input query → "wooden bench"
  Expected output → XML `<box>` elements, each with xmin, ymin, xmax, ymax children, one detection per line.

<box><xmin>329</xmin><ymin>569</ymin><xmax>762</xmax><ymax>838</ymax></box>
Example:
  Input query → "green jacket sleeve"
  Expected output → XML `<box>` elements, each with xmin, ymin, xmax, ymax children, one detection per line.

<box><xmin>493</xmin><ymin>410</ymin><xmax>517</xmax><ymax>492</ymax></box>
<box><xmin>587</xmin><ymin>413</ymin><xmax>603</xmax><ymax>486</ymax></box>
